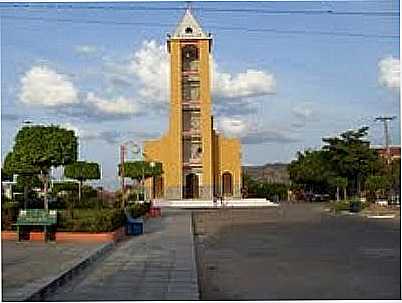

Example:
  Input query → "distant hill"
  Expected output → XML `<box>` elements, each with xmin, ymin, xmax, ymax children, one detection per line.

<box><xmin>242</xmin><ymin>163</ymin><xmax>290</xmax><ymax>184</ymax></box>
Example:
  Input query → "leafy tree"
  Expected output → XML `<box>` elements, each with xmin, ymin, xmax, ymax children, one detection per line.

<box><xmin>322</xmin><ymin>127</ymin><xmax>383</xmax><ymax>195</ymax></box>
<box><xmin>288</xmin><ymin>150</ymin><xmax>334</xmax><ymax>193</ymax></box>
<box><xmin>64</xmin><ymin>161</ymin><xmax>101</xmax><ymax>203</ymax></box>
<box><xmin>365</xmin><ymin>175</ymin><xmax>390</xmax><ymax>201</ymax></box>
<box><xmin>118</xmin><ymin>161</ymin><xmax>163</xmax><ymax>180</ymax></box>
<box><xmin>388</xmin><ymin>159</ymin><xmax>401</xmax><ymax>195</ymax></box>
<box><xmin>52</xmin><ymin>181</ymin><xmax>79</xmax><ymax>194</ymax></box>
<box><xmin>117</xmin><ymin>161</ymin><xmax>162</xmax><ymax>207</ymax></box>
<box><xmin>329</xmin><ymin>176</ymin><xmax>348</xmax><ymax>201</ymax></box>
<box><xmin>243</xmin><ymin>174</ymin><xmax>288</xmax><ymax>201</ymax></box>
<box><xmin>1</xmin><ymin>168</ymin><xmax>13</xmax><ymax>181</ymax></box>
<box><xmin>3</xmin><ymin>126</ymin><xmax>78</xmax><ymax>210</ymax></box>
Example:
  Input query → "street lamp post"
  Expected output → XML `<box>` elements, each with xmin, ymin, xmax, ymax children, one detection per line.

<box><xmin>141</xmin><ymin>161</ymin><xmax>155</xmax><ymax>201</ymax></box>
<box><xmin>120</xmin><ymin>140</ymin><xmax>144</xmax><ymax>206</ymax></box>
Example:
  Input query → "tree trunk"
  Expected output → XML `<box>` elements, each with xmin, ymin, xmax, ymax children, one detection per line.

<box><xmin>344</xmin><ymin>187</ymin><xmax>347</xmax><ymax>200</ymax></box>
<box><xmin>336</xmin><ymin>186</ymin><xmax>340</xmax><ymax>201</ymax></box>
<box><xmin>78</xmin><ymin>180</ymin><xmax>82</xmax><ymax>203</ymax></box>
<box><xmin>356</xmin><ymin>174</ymin><xmax>361</xmax><ymax>196</ymax></box>
<box><xmin>43</xmin><ymin>174</ymin><xmax>49</xmax><ymax>211</ymax></box>
<box><xmin>23</xmin><ymin>185</ymin><xmax>28</xmax><ymax>209</ymax></box>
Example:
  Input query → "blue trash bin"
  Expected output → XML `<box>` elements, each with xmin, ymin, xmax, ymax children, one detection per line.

<box><xmin>126</xmin><ymin>221</ymin><xmax>143</xmax><ymax>236</ymax></box>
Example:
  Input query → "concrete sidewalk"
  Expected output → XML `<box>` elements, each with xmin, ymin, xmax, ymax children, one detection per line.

<box><xmin>47</xmin><ymin>209</ymin><xmax>199</xmax><ymax>301</ymax></box>
<box><xmin>2</xmin><ymin>240</ymin><xmax>105</xmax><ymax>301</ymax></box>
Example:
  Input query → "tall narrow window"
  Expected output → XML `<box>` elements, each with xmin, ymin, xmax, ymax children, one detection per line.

<box><xmin>182</xmin><ymin>45</ymin><xmax>199</xmax><ymax>72</ymax></box>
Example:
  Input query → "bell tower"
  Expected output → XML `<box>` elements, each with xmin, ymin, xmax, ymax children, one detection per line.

<box><xmin>144</xmin><ymin>8</ymin><xmax>242</xmax><ymax>201</ymax></box>
<box><xmin>167</xmin><ymin>8</ymin><xmax>213</xmax><ymax>199</ymax></box>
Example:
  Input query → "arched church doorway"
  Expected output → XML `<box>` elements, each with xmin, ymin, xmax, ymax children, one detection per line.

<box><xmin>222</xmin><ymin>172</ymin><xmax>233</xmax><ymax>196</ymax></box>
<box><xmin>152</xmin><ymin>175</ymin><xmax>164</xmax><ymax>199</ymax></box>
<box><xmin>185</xmin><ymin>173</ymin><xmax>199</xmax><ymax>199</ymax></box>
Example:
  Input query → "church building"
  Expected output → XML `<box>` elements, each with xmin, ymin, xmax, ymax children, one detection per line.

<box><xmin>144</xmin><ymin>9</ymin><xmax>242</xmax><ymax>200</ymax></box>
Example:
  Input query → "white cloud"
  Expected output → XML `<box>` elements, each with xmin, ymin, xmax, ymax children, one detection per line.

<box><xmin>85</xmin><ymin>92</ymin><xmax>140</xmax><ymax>118</ymax></box>
<box><xmin>241</xmin><ymin>129</ymin><xmax>299</xmax><ymax>144</ymax></box>
<box><xmin>19</xmin><ymin>66</ymin><xmax>78</xmax><ymax>107</ymax></box>
<box><xmin>212</xmin><ymin>68</ymin><xmax>276</xmax><ymax>99</ymax></box>
<box><xmin>75</xmin><ymin>45</ymin><xmax>98</xmax><ymax>55</ymax></box>
<box><xmin>378</xmin><ymin>56</ymin><xmax>400</xmax><ymax>90</ymax></box>
<box><xmin>216</xmin><ymin>116</ymin><xmax>297</xmax><ymax>144</ymax></box>
<box><xmin>60</xmin><ymin>122</ymin><xmax>159</xmax><ymax>145</ymax></box>
<box><xmin>217</xmin><ymin>116</ymin><xmax>249</xmax><ymax>137</ymax></box>
<box><xmin>127</xmin><ymin>40</ymin><xmax>169</xmax><ymax>105</ymax></box>
<box><xmin>107</xmin><ymin>40</ymin><xmax>276</xmax><ymax>111</ymax></box>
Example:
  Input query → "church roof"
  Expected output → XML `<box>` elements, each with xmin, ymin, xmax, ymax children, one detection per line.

<box><xmin>172</xmin><ymin>8</ymin><xmax>209</xmax><ymax>39</ymax></box>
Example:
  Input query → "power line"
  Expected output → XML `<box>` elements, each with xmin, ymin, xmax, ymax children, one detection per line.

<box><xmin>1</xmin><ymin>15</ymin><xmax>398</xmax><ymax>39</ymax></box>
<box><xmin>0</xmin><ymin>4</ymin><xmax>399</xmax><ymax>17</ymax></box>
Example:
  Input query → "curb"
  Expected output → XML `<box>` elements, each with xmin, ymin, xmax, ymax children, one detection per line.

<box><xmin>23</xmin><ymin>241</ymin><xmax>115</xmax><ymax>301</ymax></box>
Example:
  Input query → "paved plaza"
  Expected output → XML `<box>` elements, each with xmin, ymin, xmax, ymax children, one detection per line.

<box><xmin>2</xmin><ymin>240</ymin><xmax>104</xmax><ymax>301</ymax></box>
<box><xmin>193</xmin><ymin>203</ymin><xmax>401</xmax><ymax>300</ymax></box>
<box><xmin>46</xmin><ymin>209</ymin><xmax>198</xmax><ymax>301</ymax></box>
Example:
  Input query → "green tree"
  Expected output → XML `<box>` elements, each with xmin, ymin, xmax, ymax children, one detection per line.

<box><xmin>322</xmin><ymin>127</ymin><xmax>383</xmax><ymax>195</ymax></box>
<box><xmin>388</xmin><ymin>159</ymin><xmax>401</xmax><ymax>195</ymax></box>
<box><xmin>64</xmin><ymin>161</ymin><xmax>101</xmax><ymax>203</ymax></box>
<box><xmin>3</xmin><ymin>126</ymin><xmax>78</xmax><ymax>209</ymax></box>
<box><xmin>118</xmin><ymin>161</ymin><xmax>163</xmax><ymax>180</ymax></box>
<box><xmin>365</xmin><ymin>175</ymin><xmax>390</xmax><ymax>201</ymax></box>
<box><xmin>118</xmin><ymin>161</ymin><xmax>163</xmax><ymax>207</ymax></box>
<box><xmin>242</xmin><ymin>174</ymin><xmax>288</xmax><ymax>201</ymax></box>
<box><xmin>288</xmin><ymin>150</ymin><xmax>334</xmax><ymax>193</ymax></box>
<box><xmin>329</xmin><ymin>176</ymin><xmax>348</xmax><ymax>201</ymax></box>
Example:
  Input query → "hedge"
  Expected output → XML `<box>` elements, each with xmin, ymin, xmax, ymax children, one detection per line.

<box><xmin>126</xmin><ymin>202</ymin><xmax>151</xmax><ymax>218</ymax></box>
<box><xmin>57</xmin><ymin>208</ymin><xmax>125</xmax><ymax>232</ymax></box>
<box><xmin>332</xmin><ymin>199</ymin><xmax>369</xmax><ymax>213</ymax></box>
<box><xmin>1</xmin><ymin>201</ymin><xmax>20</xmax><ymax>230</ymax></box>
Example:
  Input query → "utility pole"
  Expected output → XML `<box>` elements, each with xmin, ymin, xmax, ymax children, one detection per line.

<box><xmin>120</xmin><ymin>144</ymin><xmax>126</xmax><ymax>208</ymax></box>
<box><xmin>375</xmin><ymin>116</ymin><xmax>396</xmax><ymax>164</ymax></box>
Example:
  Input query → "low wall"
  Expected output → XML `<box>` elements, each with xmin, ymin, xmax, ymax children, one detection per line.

<box><xmin>153</xmin><ymin>199</ymin><xmax>279</xmax><ymax>208</ymax></box>
<box><xmin>2</xmin><ymin>226</ymin><xmax>126</xmax><ymax>243</ymax></box>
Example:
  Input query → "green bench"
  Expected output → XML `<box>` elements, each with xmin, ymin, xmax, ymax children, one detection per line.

<box><xmin>13</xmin><ymin>209</ymin><xmax>57</xmax><ymax>242</ymax></box>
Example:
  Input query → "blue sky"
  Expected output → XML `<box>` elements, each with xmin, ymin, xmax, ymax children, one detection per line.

<box><xmin>1</xmin><ymin>1</ymin><xmax>400</xmax><ymax>190</ymax></box>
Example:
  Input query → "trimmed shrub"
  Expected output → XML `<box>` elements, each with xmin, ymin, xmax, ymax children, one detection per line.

<box><xmin>126</xmin><ymin>202</ymin><xmax>151</xmax><ymax>218</ymax></box>
<box><xmin>331</xmin><ymin>199</ymin><xmax>368</xmax><ymax>213</ymax></box>
<box><xmin>52</xmin><ymin>181</ymin><xmax>79</xmax><ymax>194</ymax></box>
<box><xmin>1</xmin><ymin>201</ymin><xmax>20</xmax><ymax>230</ymax></box>
<box><xmin>57</xmin><ymin>208</ymin><xmax>125</xmax><ymax>232</ymax></box>
<box><xmin>332</xmin><ymin>200</ymin><xmax>351</xmax><ymax>213</ymax></box>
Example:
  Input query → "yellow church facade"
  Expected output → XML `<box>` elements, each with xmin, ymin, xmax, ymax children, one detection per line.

<box><xmin>144</xmin><ymin>9</ymin><xmax>242</xmax><ymax>200</ymax></box>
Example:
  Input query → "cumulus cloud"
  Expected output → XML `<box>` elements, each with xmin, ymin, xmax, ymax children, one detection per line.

<box><xmin>62</xmin><ymin>123</ymin><xmax>160</xmax><ymax>145</ymax></box>
<box><xmin>18</xmin><ymin>65</ymin><xmax>143</xmax><ymax>120</ymax></box>
<box><xmin>75</xmin><ymin>45</ymin><xmax>98</xmax><ymax>55</ymax></box>
<box><xmin>212</xmin><ymin>68</ymin><xmax>276</xmax><ymax>99</ymax></box>
<box><xmin>217</xmin><ymin>116</ymin><xmax>249</xmax><ymax>137</ymax></box>
<box><xmin>216</xmin><ymin>116</ymin><xmax>298</xmax><ymax>144</ymax></box>
<box><xmin>106</xmin><ymin>40</ymin><xmax>276</xmax><ymax>113</ymax></box>
<box><xmin>85</xmin><ymin>92</ymin><xmax>141</xmax><ymax>119</ymax></box>
<box><xmin>127</xmin><ymin>40</ymin><xmax>169</xmax><ymax>106</ymax></box>
<box><xmin>19</xmin><ymin>66</ymin><xmax>78</xmax><ymax>107</ymax></box>
<box><xmin>378</xmin><ymin>56</ymin><xmax>400</xmax><ymax>90</ymax></box>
